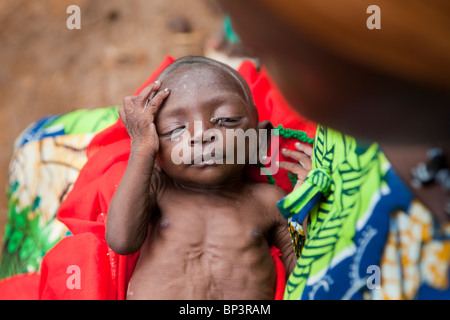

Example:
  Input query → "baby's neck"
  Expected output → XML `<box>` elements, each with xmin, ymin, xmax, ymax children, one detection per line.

<box><xmin>171</xmin><ymin>175</ymin><xmax>247</xmax><ymax>195</ymax></box>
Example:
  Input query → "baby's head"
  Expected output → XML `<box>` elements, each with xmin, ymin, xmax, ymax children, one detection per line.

<box><xmin>153</xmin><ymin>56</ymin><xmax>267</xmax><ymax>187</ymax></box>
<box><xmin>156</xmin><ymin>56</ymin><xmax>258</xmax><ymax>125</ymax></box>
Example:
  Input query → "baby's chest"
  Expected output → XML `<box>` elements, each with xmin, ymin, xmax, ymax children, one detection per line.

<box><xmin>155</xmin><ymin>195</ymin><xmax>272</xmax><ymax>246</ymax></box>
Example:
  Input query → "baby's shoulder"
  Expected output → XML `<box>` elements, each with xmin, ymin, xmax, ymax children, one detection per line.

<box><xmin>244</xmin><ymin>182</ymin><xmax>287</xmax><ymax>223</ymax></box>
<box><xmin>248</xmin><ymin>182</ymin><xmax>286</xmax><ymax>206</ymax></box>
<box><xmin>150</xmin><ymin>166</ymin><xmax>170</xmax><ymax>196</ymax></box>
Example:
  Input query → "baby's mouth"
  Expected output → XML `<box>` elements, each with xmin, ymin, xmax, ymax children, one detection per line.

<box><xmin>190</xmin><ymin>151</ymin><xmax>223</xmax><ymax>166</ymax></box>
<box><xmin>192</xmin><ymin>159</ymin><xmax>216</xmax><ymax>166</ymax></box>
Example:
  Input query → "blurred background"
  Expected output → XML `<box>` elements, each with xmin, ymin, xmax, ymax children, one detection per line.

<box><xmin>0</xmin><ymin>0</ymin><xmax>243</xmax><ymax>262</ymax></box>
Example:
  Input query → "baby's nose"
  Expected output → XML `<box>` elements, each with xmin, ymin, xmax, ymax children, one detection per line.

<box><xmin>189</xmin><ymin>120</ymin><xmax>217</xmax><ymax>145</ymax></box>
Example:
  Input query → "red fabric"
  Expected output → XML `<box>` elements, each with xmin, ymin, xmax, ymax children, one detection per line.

<box><xmin>0</xmin><ymin>273</ymin><xmax>40</xmax><ymax>300</ymax></box>
<box><xmin>270</xmin><ymin>247</ymin><xmax>286</xmax><ymax>300</ymax></box>
<box><xmin>13</xmin><ymin>56</ymin><xmax>314</xmax><ymax>300</ymax></box>
<box><xmin>239</xmin><ymin>61</ymin><xmax>316</xmax><ymax>193</ymax></box>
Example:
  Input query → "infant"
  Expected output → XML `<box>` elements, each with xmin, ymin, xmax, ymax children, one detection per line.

<box><xmin>106</xmin><ymin>56</ymin><xmax>297</xmax><ymax>299</ymax></box>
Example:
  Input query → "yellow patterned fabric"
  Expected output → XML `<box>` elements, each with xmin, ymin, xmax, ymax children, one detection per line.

<box><xmin>378</xmin><ymin>200</ymin><xmax>450</xmax><ymax>300</ymax></box>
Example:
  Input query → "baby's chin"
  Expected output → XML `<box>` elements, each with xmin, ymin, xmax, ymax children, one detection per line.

<box><xmin>165</xmin><ymin>163</ymin><xmax>247</xmax><ymax>188</ymax></box>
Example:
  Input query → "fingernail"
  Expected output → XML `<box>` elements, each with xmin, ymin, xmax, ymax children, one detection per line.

<box><xmin>164</xmin><ymin>88</ymin><xmax>170</xmax><ymax>92</ymax></box>
<box><xmin>275</xmin><ymin>161</ymin><xmax>279</xmax><ymax>167</ymax></box>
<box><xmin>281</xmin><ymin>148</ymin><xmax>287</xmax><ymax>152</ymax></box>
<box><xmin>295</xmin><ymin>142</ymin><xmax>301</xmax><ymax>146</ymax></box>
<box><xmin>154</xmin><ymin>80</ymin><xmax>160</xmax><ymax>84</ymax></box>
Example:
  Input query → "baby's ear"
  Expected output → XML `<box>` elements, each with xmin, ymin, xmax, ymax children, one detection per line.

<box><xmin>257</xmin><ymin>120</ymin><xmax>274</xmax><ymax>137</ymax></box>
<box><xmin>257</xmin><ymin>120</ymin><xmax>273</xmax><ymax>131</ymax></box>
<box><xmin>256</xmin><ymin>120</ymin><xmax>274</xmax><ymax>164</ymax></box>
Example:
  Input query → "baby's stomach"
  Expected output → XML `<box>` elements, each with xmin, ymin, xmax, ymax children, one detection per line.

<box><xmin>126</xmin><ymin>234</ymin><xmax>277</xmax><ymax>300</ymax></box>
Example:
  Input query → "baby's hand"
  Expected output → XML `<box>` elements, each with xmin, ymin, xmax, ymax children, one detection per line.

<box><xmin>278</xmin><ymin>142</ymin><xmax>313</xmax><ymax>190</ymax></box>
<box><xmin>119</xmin><ymin>81</ymin><xmax>170</xmax><ymax>156</ymax></box>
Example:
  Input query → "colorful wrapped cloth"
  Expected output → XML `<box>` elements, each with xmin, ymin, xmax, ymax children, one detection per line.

<box><xmin>0</xmin><ymin>56</ymin><xmax>316</xmax><ymax>299</ymax></box>
<box><xmin>0</xmin><ymin>107</ymin><xmax>119</xmax><ymax>279</ymax></box>
<box><xmin>278</xmin><ymin>126</ymin><xmax>450</xmax><ymax>299</ymax></box>
<box><xmin>0</xmin><ymin>107</ymin><xmax>119</xmax><ymax>299</ymax></box>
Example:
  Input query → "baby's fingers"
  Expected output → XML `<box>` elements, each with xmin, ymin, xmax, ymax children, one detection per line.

<box><xmin>281</xmin><ymin>147</ymin><xmax>312</xmax><ymax>170</ymax></box>
<box><xmin>145</xmin><ymin>88</ymin><xmax>171</xmax><ymax>114</ymax></box>
<box><xmin>277</xmin><ymin>161</ymin><xmax>307</xmax><ymax>175</ymax></box>
<box><xmin>134</xmin><ymin>81</ymin><xmax>162</xmax><ymax>108</ymax></box>
<box><xmin>277</xmin><ymin>161</ymin><xmax>309</xmax><ymax>183</ymax></box>
<box><xmin>118</xmin><ymin>106</ymin><xmax>126</xmax><ymax>124</ymax></box>
<box><xmin>294</xmin><ymin>142</ymin><xmax>313</xmax><ymax>157</ymax></box>
<box><xmin>122</xmin><ymin>95</ymin><xmax>136</xmax><ymax>118</ymax></box>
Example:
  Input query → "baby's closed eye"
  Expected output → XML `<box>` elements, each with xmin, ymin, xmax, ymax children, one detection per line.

<box><xmin>210</xmin><ymin>117</ymin><xmax>243</xmax><ymax>127</ymax></box>
<box><xmin>159</xmin><ymin>125</ymin><xmax>187</xmax><ymax>137</ymax></box>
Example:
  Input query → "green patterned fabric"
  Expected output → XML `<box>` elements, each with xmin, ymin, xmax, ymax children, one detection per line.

<box><xmin>277</xmin><ymin>125</ymin><xmax>450</xmax><ymax>299</ymax></box>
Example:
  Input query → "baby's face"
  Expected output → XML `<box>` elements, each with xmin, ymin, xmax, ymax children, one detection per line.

<box><xmin>155</xmin><ymin>65</ymin><xmax>256</xmax><ymax>187</ymax></box>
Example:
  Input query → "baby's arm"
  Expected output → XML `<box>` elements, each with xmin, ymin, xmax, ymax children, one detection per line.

<box><xmin>106</xmin><ymin>82</ymin><xmax>170</xmax><ymax>255</ymax></box>
<box><xmin>262</xmin><ymin>185</ymin><xmax>297</xmax><ymax>278</ymax></box>
<box><xmin>272</xmin><ymin>217</ymin><xmax>297</xmax><ymax>278</ymax></box>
